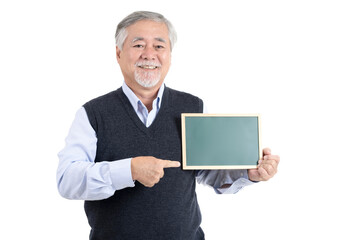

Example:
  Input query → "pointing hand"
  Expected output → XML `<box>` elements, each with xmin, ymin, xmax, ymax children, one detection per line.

<box><xmin>131</xmin><ymin>156</ymin><xmax>181</xmax><ymax>187</ymax></box>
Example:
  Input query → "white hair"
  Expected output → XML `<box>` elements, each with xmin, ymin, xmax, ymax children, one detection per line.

<box><xmin>115</xmin><ymin>11</ymin><xmax>177</xmax><ymax>51</ymax></box>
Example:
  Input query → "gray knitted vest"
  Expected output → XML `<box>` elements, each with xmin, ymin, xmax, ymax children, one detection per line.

<box><xmin>83</xmin><ymin>86</ymin><xmax>204</xmax><ymax>240</ymax></box>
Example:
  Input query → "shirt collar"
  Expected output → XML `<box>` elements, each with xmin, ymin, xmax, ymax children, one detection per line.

<box><xmin>122</xmin><ymin>82</ymin><xmax>165</xmax><ymax>112</ymax></box>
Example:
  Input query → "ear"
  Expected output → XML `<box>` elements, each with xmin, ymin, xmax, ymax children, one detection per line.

<box><xmin>116</xmin><ymin>46</ymin><xmax>121</xmax><ymax>63</ymax></box>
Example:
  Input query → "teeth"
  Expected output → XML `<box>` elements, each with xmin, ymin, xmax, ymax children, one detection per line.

<box><xmin>140</xmin><ymin>65</ymin><xmax>157</xmax><ymax>69</ymax></box>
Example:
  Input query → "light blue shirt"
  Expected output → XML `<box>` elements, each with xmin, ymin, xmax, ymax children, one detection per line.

<box><xmin>57</xmin><ymin>83</ymin><xmax>253</xmax><ymax>200</ymax></box>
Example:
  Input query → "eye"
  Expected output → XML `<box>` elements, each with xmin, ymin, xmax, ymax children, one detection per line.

<box><xmin>155</xmin><ymin>45</ymin><xmax>165</xmax><ymax>49</ymax></box>
<box><xmin>133</xmin><ymin>44</ymin><xmax>144</xmax><ymax>48</ymax></box>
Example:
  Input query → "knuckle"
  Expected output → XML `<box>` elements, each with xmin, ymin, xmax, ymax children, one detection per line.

<box><xmin>155</xmin><ymin>169</ymin><xmax>163</xmax><ymax>177</ymax></box>
<box><xmin>273</xmin><ymin>155</ymin><xmax>280</xmax><ymax>162</ymax></box>
<box><xmin>143</xmin><ymin>181</ymin><xmax>154</xmax><ymax>187</ymax></box>
<box><xmin>151</xmin><ymin>174</ymin><xmax>161</xmax><ymax>183</ymax></box>
<box><xmin>150</xmin><ymin>175</ymin><xmax>159</xmax><ymax>182</ymax></box>
<box><xmin>146</xmin><ymin>179</ymin><xmax>158</xmax><ymax>187</ymax></box>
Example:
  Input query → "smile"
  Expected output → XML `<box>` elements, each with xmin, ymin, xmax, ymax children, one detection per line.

<box><xmin>138</xmin><ymin>65</ymin><xmax>158</xmax><ymax>69</ymax></box>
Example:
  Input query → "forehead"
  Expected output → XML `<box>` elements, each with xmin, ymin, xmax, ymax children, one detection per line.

<box><xmin>125</xmin><ymin>20</ymin><xmax>169</xmax><ymax>42</ymax></box>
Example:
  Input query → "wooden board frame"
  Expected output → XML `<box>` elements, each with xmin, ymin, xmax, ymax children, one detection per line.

<box><xmin>181</xmin><ymin>113</ymin><xmax>261</xmax><ymax>170</ymax></box>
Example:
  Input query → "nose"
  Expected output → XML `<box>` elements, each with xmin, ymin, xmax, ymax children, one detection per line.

<box><xmin>141</xmin><ymin>46</ymin><xmax>156</xmax><ymax>60</ymax></box>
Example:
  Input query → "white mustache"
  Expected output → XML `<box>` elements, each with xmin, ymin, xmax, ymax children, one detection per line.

<box><xmin>135</xmin><ymin>61</ymin><xmax>161</xmax><ymax>67</ymax></box>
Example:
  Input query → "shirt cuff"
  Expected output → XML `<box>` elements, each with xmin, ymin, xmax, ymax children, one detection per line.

<box><xmin>109</xmin><ymin>158</ymin><xmax>135</xmax><ymax>190</ymax></box>
<box><xmin>215</xmin><ymin>171</ymin><xmax>254</xmax><ymax>194</ymax></box>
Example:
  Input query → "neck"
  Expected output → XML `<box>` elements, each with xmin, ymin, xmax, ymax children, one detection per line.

<box><xmin>138</xmin><ymin>91</ymin><xmax>157</xmax><ymax>112</ymax></box>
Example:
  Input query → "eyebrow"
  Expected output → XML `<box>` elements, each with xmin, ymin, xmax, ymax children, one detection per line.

<box><xmin>132</xmin><ymin>37</ymin><xmax>167</xmax><ymax>43</ymax></box>
<box><xmin>132</xmin><ymin>37</ymin><xmax>144</xmax><ymax>43</ymax></box>
<box><xmin>155</xmin><ymin>37</ymin><xmax>166</xmax><ymax>43</ymax></box>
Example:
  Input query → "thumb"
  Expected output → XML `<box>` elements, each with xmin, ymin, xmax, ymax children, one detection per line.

<box><xmin>161</xmin><ymin>160</ymin><xmax>181</xmax><ymax>168</ymax></box>
<box><xmin>262</xmin><ymin>148</ymin><xmax>271</xmax><ymax>157</ymax></box>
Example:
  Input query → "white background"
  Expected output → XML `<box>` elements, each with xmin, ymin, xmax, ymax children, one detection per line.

<box><xmin>1</xmin><ymin>0</ymin><xmax>359</xmax><ymax>239</ymax></box>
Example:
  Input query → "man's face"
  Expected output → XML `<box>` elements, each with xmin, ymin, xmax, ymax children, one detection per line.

<box><xmin>116</xmin><ymin>20</ymin><xmax>172</xmax><ymax>90</ymax></box>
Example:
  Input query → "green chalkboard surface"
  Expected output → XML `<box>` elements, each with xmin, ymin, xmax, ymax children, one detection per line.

<box><xmin>181</xmin><ymin>114</ymin><xmax>261</xmax><ymax>169</ymax></box>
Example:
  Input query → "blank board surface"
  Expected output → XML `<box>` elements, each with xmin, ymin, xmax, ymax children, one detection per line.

<box><xmin>181</xmin><ymin>114</ymin><xmax>261</xmax><ymax>169</ymax></box>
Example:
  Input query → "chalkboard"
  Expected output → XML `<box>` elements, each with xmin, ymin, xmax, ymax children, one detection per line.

<box><xmin>181</xmin><ymin>114</ymin><xmax>261</xmax><ymax>170</ymax></box>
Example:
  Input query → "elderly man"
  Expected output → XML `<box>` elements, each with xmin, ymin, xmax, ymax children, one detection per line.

<box><xmin>57</xmin><ymin>11</ymin><xmax>280</xmax><ymax>240</ymax></box>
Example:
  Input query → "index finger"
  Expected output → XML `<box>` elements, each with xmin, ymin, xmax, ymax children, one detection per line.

<box><xmin>161</xmin><ymin>160</ymin><xmax>181</xmax><ymax>168</ymax></box>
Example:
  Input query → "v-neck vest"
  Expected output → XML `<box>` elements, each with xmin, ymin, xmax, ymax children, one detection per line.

<box><xmin>83</xmin><ymin>86</ymin><xmax>204</xmax><ymax>240</ymax></box>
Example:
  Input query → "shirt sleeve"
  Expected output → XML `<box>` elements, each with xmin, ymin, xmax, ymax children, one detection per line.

<box><xmin>196</xmin><ymin>170</ymin><xmax>254</xmax><ymax>194</ymax></box>
<box><xmin>56</xmin><ymin>107</ymin><xmax>135</xmax><ymax>200</ymax></box>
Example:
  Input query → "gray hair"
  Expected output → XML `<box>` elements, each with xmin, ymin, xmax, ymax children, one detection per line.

<box><xmin>115</xmin><ymin>11</ymin><xmax>177</xmax><ymax>51</ymax></box>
